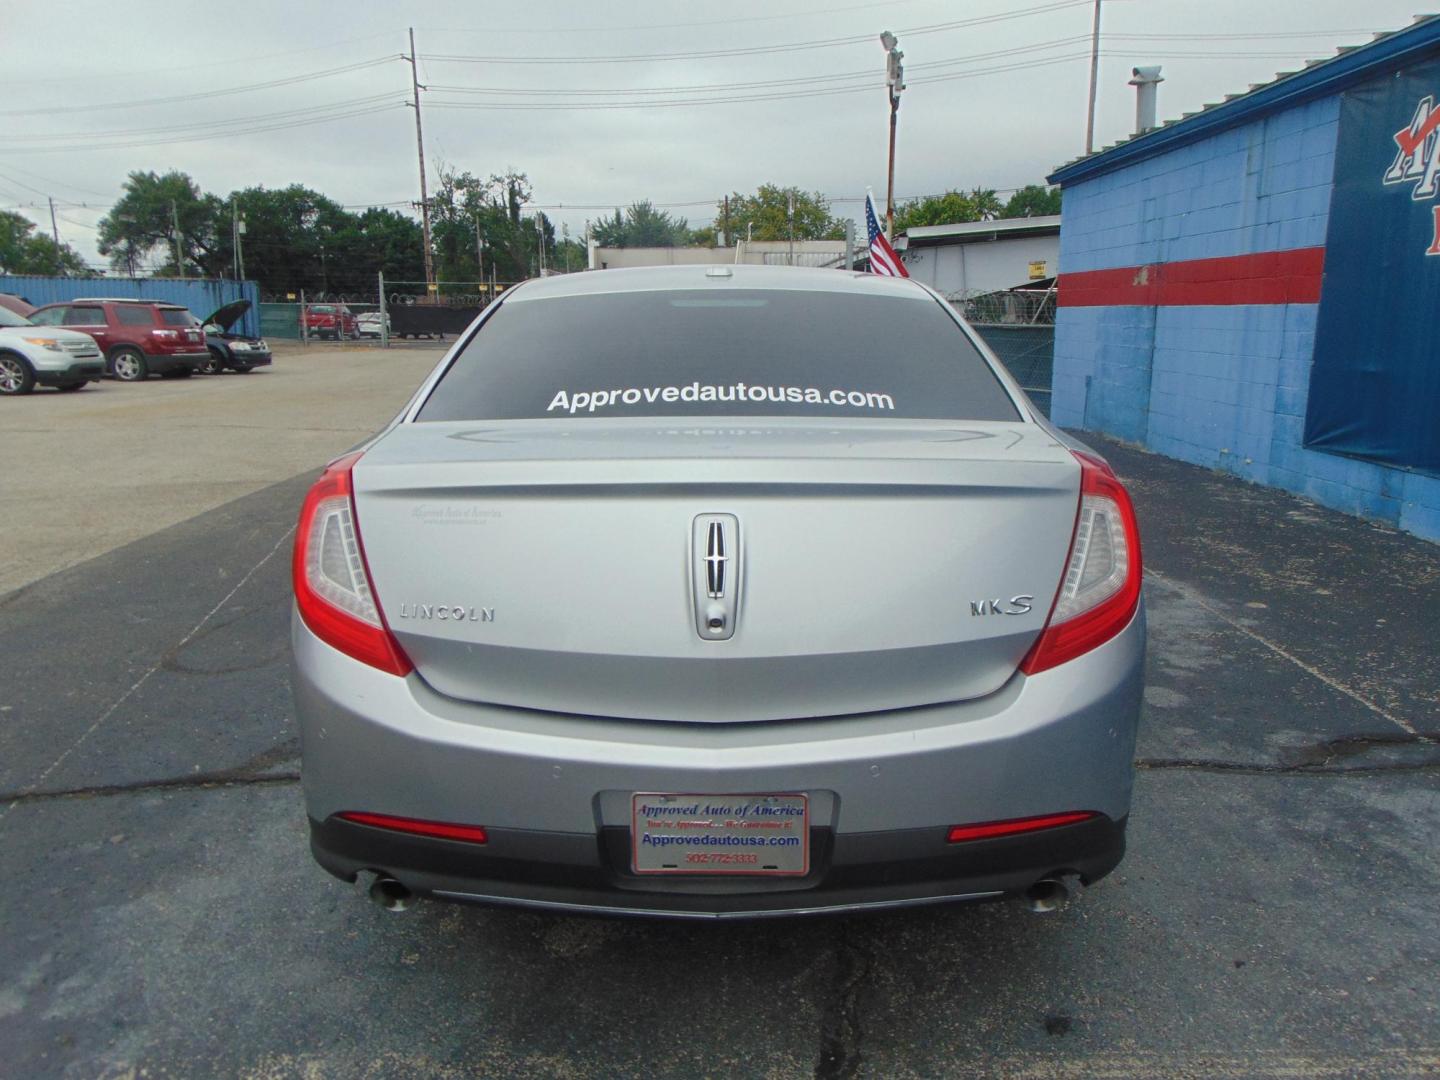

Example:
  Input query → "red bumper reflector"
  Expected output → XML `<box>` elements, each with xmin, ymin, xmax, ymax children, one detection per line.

<box><xmin>947</xmin><ymin>811</ymin><xmax>1097</xmax><ymax>844</ymax></box>
<box><xmin>338</xmin><ymin>811</ymin><xmax>488</xmax><ymax>844</ymax></box>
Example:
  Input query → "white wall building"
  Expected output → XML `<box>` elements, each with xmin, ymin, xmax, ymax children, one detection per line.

<box><xmin>898</xmin><ymin>216</ymin><xmax>1060</xmax><ymax>297</ymax></box>
<box><xmin>588</xmin><ymin>239</ymin><xmax>849</xmax><ymax>271</ymax></box>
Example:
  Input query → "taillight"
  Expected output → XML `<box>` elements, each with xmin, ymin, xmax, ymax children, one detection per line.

<box><xmin>337</xmin><ymin>811</ymin><xmax>488</xmax><ymax>844</ymax></box>
<box><xmin>152</xmin><ymin>328</ymin><xmax>178</xmax><ymax>339</ymax></box>
<box><xmin>947</xmin><ymin>811</ymin><xmax>1097</xmax><ymax>843</ymax></box>
<box><xmin>292</xmin><ymin>452</ymin><xmax>412</xmax><ymax>676</ymax></box>
<box><xmin>1019</xmin><ymin>450</ymin><xmax>1142</xmax><ymax>675</ymax></box>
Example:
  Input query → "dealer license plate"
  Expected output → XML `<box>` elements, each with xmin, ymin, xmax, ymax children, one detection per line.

<box><xmin>631</xmin><ymin>792</ymin><xmax>809</xmax><ymax>875</ymax></box>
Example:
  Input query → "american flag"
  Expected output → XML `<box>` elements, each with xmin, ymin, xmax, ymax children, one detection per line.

<box><xmin>865</xmin><ymin>190</ymin><xmax>908</xmax><ymax>277</ymax></box>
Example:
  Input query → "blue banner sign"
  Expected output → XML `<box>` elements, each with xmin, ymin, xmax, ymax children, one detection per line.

<box><xmin>1305</xmin><ymin>55</ymin><xmax>1440</xmax><ymax>474</ymax></box>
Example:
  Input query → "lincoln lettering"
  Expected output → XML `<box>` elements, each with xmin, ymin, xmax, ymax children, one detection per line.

<box><xmin>396</xmin><ymin>603</ymin><xmax>495</xmax><ymax>622</ymax></box>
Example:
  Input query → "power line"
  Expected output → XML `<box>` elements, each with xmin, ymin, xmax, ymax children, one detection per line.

<box><xmin>424</xmin><ymin>35</ymin><xmax>1097</xmax><ymax>100</ymax></box>
<box><xmin>418</xmin><ymin>0</ymin><xmax>929</xmax><ymax>36</ymax></box>
<box><xmin>0</xmin><ymin>163</ymin><xmax>113</xmax><ymax>199</ymax></box>
<box><xmin>5</xmin><ymin>104</ymin><xmax>405</xmax><ymax>154</ymax></box>
<box><xmin>420</xmin><ymin>34</ymin><xmax>1346</xmax><ymax>113</ymax></box>
<box><xmin>14</xmin><ymin>92</ymin><xmax>403</xmax><ymax>142</ymax></box>
<box><xmin>1107</xmin><ymin>29</ymin><xmax>1381</xmax><ymax>41</ymax></box>
<box><xmin>0</xmin><ymin>57</ymin><xmax>401</xmax><ymax>117</ymax></box>
<box><xmin>0</xmin><ymin>169</ymin><xmax>53</xmax><ymax>198</ymax></box>
<box><xmin>420</xmin><ymin>0</ymin><xmax>1092</xmax><ymax>65</ymax></box>
<box><xmin>425</xmin><ymin>51</ymin><xmax>1096</xmax><ymax>111</ymax></box>
<box><xmin>5</xmin><ymin>99</ymin><xmax>408</xmax><ymax>154</ymax></box>
<box><xmin>0</xmin><ymin>30</ymin><xmax>401</xmax><ymax>86</ymax></box>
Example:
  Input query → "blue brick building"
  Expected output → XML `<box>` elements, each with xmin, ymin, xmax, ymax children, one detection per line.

<box><xmin>1048</xmin><ymin>16</ymin><xmax>1440</xmax><ymax>542</ymax></box>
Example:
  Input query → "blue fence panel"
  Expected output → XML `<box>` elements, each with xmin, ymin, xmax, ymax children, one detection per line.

<box><xmin>0</xmin><ymin>275</ymin><xmax>262</xmax><ymax>337</ymax></box>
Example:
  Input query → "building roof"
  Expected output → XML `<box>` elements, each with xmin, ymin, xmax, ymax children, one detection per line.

<box><xmin>1049</xmin><ymin>14</ymin><xmax>1440</xmax><ymax>187</ymax></box>
<box><xmin>898</xmin><ymin>216</ymin><xmax>1061</xmax><ymax>248</ymax></box>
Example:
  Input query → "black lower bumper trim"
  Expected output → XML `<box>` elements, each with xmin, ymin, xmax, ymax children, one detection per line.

<box><xmin>309</xmin><ymin>813</ymin><xmax>1126</xmax><ymax>918</ymax></box>
<box><xmin>35</xmin><ymin>363</ymin><xmax>104</xmax><ymax>386</ymax></box>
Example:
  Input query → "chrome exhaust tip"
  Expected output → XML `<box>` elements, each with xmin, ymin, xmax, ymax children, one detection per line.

<box><xmin>359</xmin><ymin>872</ymin><xmax>415</xmax><ymax>912</ymax></box>
<box><xmin>1024</xmin><ymin>877</ymin><xmax>1075</xmax><ymax>914</ymax></box>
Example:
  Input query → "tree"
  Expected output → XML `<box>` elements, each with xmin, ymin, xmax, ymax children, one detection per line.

<box><xmin>892</xmin><ymin>188</ymin><xmax>1002</xmax><ymax>234</ymax></box>
<box><xmin>213</xmin><ymin>185</ymin><xmax>344</xmax><ymax>295</ymax></box>
<box><xmin>0</xmin><ymin>211</ymin><xmax>88</xmax><ymax>276</ymax></box>
<box><xmin>340</xmin><ymin>208</ymin><xmax>425</xmax><ymax>286</ymax></box>
<box><xmin>591</xmin><ymin>201</ymin><xmax>691</xmax><ymax>248</ymax></box>
<box><xmin>1002</xmin><ymin>184</ymin><xmax>1062</xmax><ymax>218</ymax></box>
<box><xmin>430</xmin><ymin>165</ymin><xmax>548</xmax><ymax>284</ymax></box>
<box><xmin>554</xmin><ymin>222</ymin><xmax>586</xmax><ymax>272</ymax></box>
<box><xmin>717</xmin><ymin>185</ymin><xmax>845</xmax><ymax>242</ymax></box>
<box><xmin>97</xmin><ymin>170</ymin><xmax>223</xmax><ymax>276</ymax></box>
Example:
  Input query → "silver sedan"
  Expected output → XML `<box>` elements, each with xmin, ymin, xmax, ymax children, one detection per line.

<box><xmin>290</xmin><ymin>265</ymin><xmax>1144</xmax><ymax>919</ymax></box>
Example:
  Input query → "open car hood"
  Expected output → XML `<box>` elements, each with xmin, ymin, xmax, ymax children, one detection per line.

<box><xmin>203</xmin><ymin>299</ymin><xmax>251</xmax><ymax>332</ymax></box>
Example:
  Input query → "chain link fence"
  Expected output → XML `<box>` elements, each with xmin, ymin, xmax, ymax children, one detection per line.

<box><xmin>255</xmin><ymin>280</ymin><xmax>519</xmax><ymax>345</ymax></box>
<box><xmin>969</xmin><ymin>324</ymin><xmax>1054</xmax><ymax>417</ymax></box>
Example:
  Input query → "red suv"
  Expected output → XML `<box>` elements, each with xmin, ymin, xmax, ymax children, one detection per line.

<box><xmin>28</xmin><ymin>299</ymin><xmax>209</xmax><ymax>381</ymax></box>
<box><xmin>302</xmin><ymin>304</ymin><xmax>359</xmax><ymax>340</ymax></box>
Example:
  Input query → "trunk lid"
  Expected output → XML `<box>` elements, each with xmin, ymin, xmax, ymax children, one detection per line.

<box><xmin>353</xmin><ymin>419</ymin><xmax>1080</xmax><ymax>723</ymax></box>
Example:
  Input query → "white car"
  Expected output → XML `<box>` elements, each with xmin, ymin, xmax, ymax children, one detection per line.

<box><xmin>356</xmin><ymin>311</ymin><xmax>390</xmax><ymax>338</ymax></box>
<box><xmin>0</xmin><ymin>305</ymin><xmax>106</xmax><ymax>395</ymax></box>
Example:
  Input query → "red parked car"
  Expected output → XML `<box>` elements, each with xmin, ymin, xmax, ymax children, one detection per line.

<box><xmin>302</xmin><ymin>304</ymin><xmax>359</xmax><ymax>340</ymax></box>
<box><xmin>28</xmin><ymin>298</ymin><xmax>209</xmax><ymax>381</ymax></box>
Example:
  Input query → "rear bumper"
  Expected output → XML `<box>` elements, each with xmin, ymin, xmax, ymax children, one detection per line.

<box><xmin>310</xmin><ymin>812</ymin><xmax>1127</xmax><ymax>918</ymax></box>
<box><xmin>292</xmin><ymin>604</ymin><xmax>1144</xmax><ymax>917</ymax></box>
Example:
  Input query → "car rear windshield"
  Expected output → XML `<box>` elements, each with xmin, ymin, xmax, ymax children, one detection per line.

<box><xmin>159</xmin><ymin>308</ymin><xmax>196</xmax><ymax>327</ymax></box>
<box><xmin>416</xmin><ymin>288</ymin><xmax>1020</xmax><ymax>422</ymax></box>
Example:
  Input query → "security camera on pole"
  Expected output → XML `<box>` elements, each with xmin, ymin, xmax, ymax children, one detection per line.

<box><xmin>880</xmin><ymin>30</ymin><xmax>905</xmax><ymax>239</ymax></box>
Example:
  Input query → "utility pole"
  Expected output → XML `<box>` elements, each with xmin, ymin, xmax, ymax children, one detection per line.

<box><xmin>787</xmin><ymin>191</ymin><xmax>795</xmax><ymax>266</ymax></box>
<box><xmin>47</xmin><ymin>196</ymin><xmax>60</xmax><ymax>247</ymax></box>
<box><xmin>171</xmin><ymin>199</ymin><xmax>185</xmax><ymax>279</ymax></box>
<box><xmin>405</xmin><ymin>28</ymin><xmax>436</xmax><ymax>298</ymax></box>
<box><xmin>474</xmin><ymin>217</ymin><xmax>485</xmax><ymax>284</ymax></box>
<box><xmin>880</xmin><ymin>31</ymin><xmax>905</xmax><ymax>238</ymax></box>
<box><xmin>1085</xmin><ymin>0</ymin><xmax>1103</xmax><ymax>155</ymax></box>
<box><xmin>378</xmin><ymin>271</ymin><xmax>389</xmax><ymax>348</ymax></box>
<box><xmin>722</xmin><ymin>194</ymin><xmax>731</xmax><ymax>248</ymax></box>
<box><xmin>236</xmin><ymin>207</ymin><xmax>246</xmax><ymax>281</ymax></box>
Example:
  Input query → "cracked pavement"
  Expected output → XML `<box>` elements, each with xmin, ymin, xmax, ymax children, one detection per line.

<box><xmin>1</xmin><ymin>398</ymin><xmax>1438</xmax><ymax>1076</ymax></box>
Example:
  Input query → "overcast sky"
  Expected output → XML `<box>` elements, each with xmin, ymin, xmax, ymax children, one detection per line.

<box><xmin>2</xmin><ymin>0</ymin><xmax>1429</xmax><ymax>269</ymax></box>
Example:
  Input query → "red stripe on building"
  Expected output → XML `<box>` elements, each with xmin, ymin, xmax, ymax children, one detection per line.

<box><xmin>1057</xmin><ymin>246</ymin><xmax>1326</xmax><ymax>307</ymax></box>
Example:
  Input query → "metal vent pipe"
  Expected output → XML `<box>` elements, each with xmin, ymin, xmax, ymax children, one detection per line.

<box><xmin>1130</xmin><ymin>66</ymin><xmax>1164</xmax><ymax>135</ymax></box>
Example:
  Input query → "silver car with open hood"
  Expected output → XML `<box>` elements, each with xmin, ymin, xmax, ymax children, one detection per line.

<box><xmin>290</xmin><ymin>265</ymin><xmax>1145</xmax><ymax>919</ymax></box>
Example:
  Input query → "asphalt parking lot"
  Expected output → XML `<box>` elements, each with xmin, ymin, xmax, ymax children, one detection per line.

<box><xmin>1</xmin><ymin>343</ymin><xmax>440</xmax><ymax>598</ymax></box>
<box><xmin>2</xmin><ymin>351</ymin><xmax>1438</xmax><ymax>1078</ymax></box>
